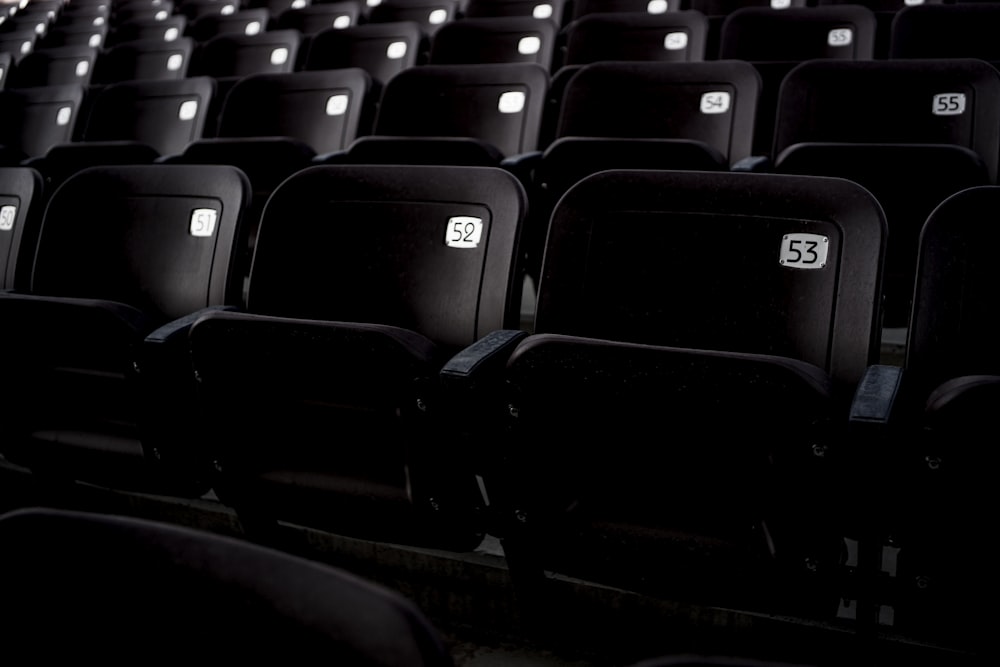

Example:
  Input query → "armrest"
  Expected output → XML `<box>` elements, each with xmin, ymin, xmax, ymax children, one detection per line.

<box><xmin>731</xmin><ymin>155</ymin><xmax>773</xmax><ymax>172</ymax></box>
<box><xmin>137</xmin><ymin>305</ymin><xmax>241</xmax><ymax>482</ymax></box>
<box><xmin>499</xmin><ymin>150</ymin><xmax>543</xmax><ymax>190</ymax></box>
<box><xmin>0</xmin><ymin>292</ymin><xmax>153</xmax><ymax>343</ymax></box>
<box><xmin>849</xmin><ymin>364</ymin><xmax>904</xmax><ymax>429</ymax></box>
<box><xmin>440</xmin><ymin>329</ymin><xmax>528</xmax><ymax>391</ymax></box>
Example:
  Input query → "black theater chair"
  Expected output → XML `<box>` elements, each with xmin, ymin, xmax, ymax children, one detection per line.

<box><xmin>178</xmin><ymin>163</ymin><xmax>526</xmax><ymax>554</ymax></box>
<box><xmin>767</xmin><ymin>58</ymin><xmax>1000</xmax><ymax>333</ymax></box>
<box><xmin>0</xmin><ymin>163</ymin><xmax>251</xmax><ymax>500</ymax></box>
<box><xmin>443</xmin><ymin>168</ymin><xmax>887</xmax><ymax>627</ymax></box>
<box><xmin>0</xmin><ymin>506</ymin><xmax>455</xmax><ymax>666</ymax></box>
<box><xmin>849</xmin><ymin>185</ymin><xmax>1000</xmax><ymax>653</ymax></box>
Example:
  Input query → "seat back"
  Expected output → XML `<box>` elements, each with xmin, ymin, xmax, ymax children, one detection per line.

<box><xmin>92</xmin><ymin>36</ymin><xmax>195</xmax><ymax>83</ymax></box>
<box><xmin>10</xmin><ymin>44</ymin><xmax>99</xmax><ymax>87</ymax></box>
<box><xmin>0</xmin><ymin>166</ymin><xmax>45</xmax><ymax>290</ymax></box>
<box><xmin>772</xmin><ymin>58</ymin><xmax>1000</xmax><ymax>182</ymax></box>
<box><xmin>373</xmin><ymin>62</ymin><xmax>549</xmax><ymax>157</ymax></box>
<box><xmin>247</xmin><ymin>164</ymin><xmax>525</xmax><ymax>343</ymax></box>
<box><xmin>536</xmin><ymin>170</ymin><xmax>887</xmax><ymax>388</ymax></box>
<box><xmin>273</xmin><ymin>1</ymin><xmax>363</xmax><ymax>34</ymax></box>
<box><xmin>889</xmin><ymin>3</ymin><xmax>1000</xmax><ymax>65</ymax></box>
<box><xmin>185</xmin><ymin>164</ymin><xmax>525</xmax><ymax>548</ymax></box>
<box><xmin>367</xmin><ymin>0</ymin><xmax>462</xmax><ymax>39</ymax></box>
<box><xmin>718</xmin><ymin>5</ymin><xmax>876</xmax><ymax>61</ymax></box>
<box><xmin>428</xmin><ymin>15</ymin><xmax>557</xmax><ymax>69</ymax></box>
<box><xmin>463</xmin><ymin>0</ymin><xmax>569</xmax><ymax>26</ymax></box>
<box><xmin>555</xmin><ymin>60</ymin><xmax>760</xmax><ymax>166</ymax></box>
<box><xmin>907</xmin><ymin>186</ymin><xmax>1000</xmax><ymax>391</ymax></box>
<box><xmin>30</xmin><ymin>163</ymin><xmax>248</xmax><ymax>321</ymax></box>
<box><xmin>561</xmin><ymin>11</ymin><xmax>709</xmax><ymax>66</ymax></box>
<box><xmin>0</xmin><ymin>83</ymin><xmax>85</xmax><ymax>161</ymax></box>
<box><xmin>0</xmin><ymin>507</ymin><xmax>455</xmax><ymax>666</ymax></box>
<box><xmin>76</xmin><ymin>76</ymin><xmax>215</xmax><ymax>156</ymax></box>
<box><xmin>300</xmin><ymin>21</ymin><xmax>422</xmax><ymax>86</ymax></box>
<box><xmin>185</xmin><ymin>8</ymin><xmax>273</xmax><ymax>42</ymax></box>
<box><xmin>215</xmin><ymin>69</ymin><xmax>374</xmax><ymax>155</ymax></box>
<box><xmin>189</xmin><ymin>30</ymin><xmax>302</xmax><ymax>78</ymax></box>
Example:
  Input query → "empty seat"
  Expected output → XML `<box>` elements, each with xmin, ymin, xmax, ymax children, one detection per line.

<box><xmin>719</xmin><ymin>4</ymin><xmax>877</xmax><ymax>161</ymax></box>
<box><xmin>0</xmin><ymin>507</ymin><xmax>456</xmax><ymax>665</ymax></box>
<box><xmin>428</xmin><ymin>15</ymin><xmax>557</xmax><ymax>69</ymax></box>
<box><xmin>273</xmin><ymin>1</ymin><xmax>363</xmax><ymax>34</ymax></box>
<box><xmin>0</xmin><ymin>29</ymin><xmax>41</xmax><ymax>65</ymax></box>
<box><xmin>569</xmin><ymin>0</ymin><xmax>683</xmax><ymax>22</ymax></box>
<box><xmin>464</xmin><ymin>0</ymin><xmax>569</xmax><ymax>26</ymax></box>
<box><xmin>168</xmin><ymin>68</ymin><xmax>375</xmax><ymax>285</ymax></box>
<box><xmin>10</xmin><ymin>44</ymin><xmax>99</xmax><ymax>87</ymax></box>
<box><xmin>0</xmin><ymin>166</ymin><xmax>45</xmax><ymax>291</ymax></box>
<box><xmin>39</xmin><ymin>76</ymin><xmax>216</xmax><ymax>188</ymax></box>
<box><xmin>559</xmin><ymin>11</ymin><xmax>709</xmax><ymax>66</ymax></box>
<box><xmin>185</xmin><ymin>7</ymin><xmax>272</xmax><ymax>43</ymax></box>
<box><xmin>336</xmin><ymin>61</ymin><xmax>548</xmax><ymax>163</ymax></box>
<box><xmin>367</xmin><ymin>0</ymin><xmax>461</xmax><ymax>38</ymax></box>
<box><xmin>105</xmin><ymin>15</ymin><xmax>188</xmax><ymax>47</ymax></box>
<box><xmin>180</xmin><ymin>163</ymin><xmax>526</xmax><ymax>552</ymax></box>
<box><xmin>91</xmin><ymin>35</ymin><xmax>195</xmax><ymax>83</ymax></box>
<box><xmin>299</xmin><ymin>21</ymin><xmax>422</xmax><ymax>86</ymax></box>
<box><xmin>718</xmin><ymin>5</ymin><xmax>876</xmax><ymax>61</ymax></box>
<box><xmin>188</xmin><ymin>29</ymin><xmax>302</xmax><ymax>78</ymax></box>
<box><xmin>849</xmin><ymin>185</ymin><xmax>1000</xmax><ymax>651</ymax></box>
<box><xmin>0</xmin><ymin>83</ymin><xmax>85</xmax><ymax>164</ymax></box>
<box><xmin>211</xmin><ymin>68</ymin><xmax>374</xmax><ymax>155</ymax></box>
<box><xmin>0</xmin><ymin>50</ymin><xmax>11</xmax><ymax>90</ymax></box>
<box><xmin>445</xmin><ymin>168</ymin><xmax>887</xmax><ymax>623</ymax></box>
<box><xmin>889</xmin><ymin>3</ymin><xmax>1000</xmax><ymax>66</ymax></box>
<box><xmin>770</xmin><ymin>58</ymin><xmax>1000</xmax><ymax>330</ymax></box>
<box><xmin>518</xmin><ymin>59</ymin><xmax>758</xmax><ymax>284</ymax></box>
<box><xmin>0</xmin><ymin>163</ymin><xmax>250</xmax><ymax>497</ymax></box>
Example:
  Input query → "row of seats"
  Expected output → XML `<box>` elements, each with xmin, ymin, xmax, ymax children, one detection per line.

<box><xmin>0</xmin><ymin>506</ymin><xmax>834</xmax><ymax>666</ymax></box>
<box><xmin>0</xmin><ymin>159</ymin><xmax>996</xmax><ymax>656</ymax></box>
<box><xmin>4</xmin><ymin>53</ymin><xmax>996</xmax><ymax>329</ymax></box>
<box><xmin>10</xmin><ymin>0</ymin><xmax>1000</xmax><ymax>91</ymax></box>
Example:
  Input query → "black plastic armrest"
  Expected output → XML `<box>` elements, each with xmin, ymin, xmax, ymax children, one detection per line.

<box><xmin>500</xmin><ymin>150</ymin><xmax>543</xmax><ymax>186</ymax></box>
<box><xmin>440</xmin><ymin>329</ymin><xmax>529</xmax><ymax>390</ymax></box>
<box><xmin>849</xmin><ymin>364</ymin><xmax>904</xmax><ymax>429</ymax></box>
<box><xmin>731</xmin><ymin>155</ymin><xmax>772</xmax><ymax>172</ymax></box>
<box><xmin>143</xmin><ymin>304</ymin><xmax>240</xmax><ymax>348</ymax></box>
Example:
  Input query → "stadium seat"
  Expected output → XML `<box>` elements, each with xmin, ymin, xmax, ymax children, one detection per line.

<box><xmin>0</xmin><ymin>166</ymin><xmax>45</xmax><ymax>291</ymax></box>
<box><xmin>0</xmin><ymin>507</ymin><xmax>456</xmax><ymax>666</ymax></box>
<box><xmin>298</xmin><ymin>20</ymin><xmax>423</xmax><ymax>86</ymax></box>
<box><xmin>849</xmin><ymin>185</ymin><xmax>1000</xmax><ymax>650</ymax></box>
<box><xmin>91</xmin><ymin>35</ymin><xmax>195</xmax><ymax>83</ymax></box>
<box><xmin>10</xmin><ymin>44</ymin><xmax>99</xmax><ymax>87</ymax></box>
<box><xmin>0</xmin><ymin>83</ymin><xmax>85</xmax><ymax>164</ymax></box>
<box><xmin>187</xmin><ymin>29</ymin><xmax>302</xmax><ymax>78</ymax></box>
<box><xmin>0</xmin><ymin>163</ymin><xmax>250</xmax><ymax>498</ymax></box>
<box><xmin>519</xmin><ymin>59</ymin><xmax>758</xmax><ymax>285</ymax></box>
<box><xmin>718</xmin><ymin>5</ymin><xmax>877</xmax><ymax>157</ymax></box>
<box><xmin>889</xmin><ymin>2</ymin><xmax>1000</xmax><ymax>66</ymax></box>
<box><xmin>444</xmin><ymin>168</ymin><xmax>887</xmax><ymax>624</ymax></box>
<box><xmin>769</xmin><ymin>58</ymin><xmax>1000</xmax><ymax>331</ymax></box>
<box><xmin>367</xmin><ymin>0</ymin><xmax>462</xmax><ymax>39</ymax></box>
<box><xmin>463</xmin><ymin>0</ymin><xmax>569</xmax><ymax>27</ymax></box>
<box><xmin>181</xmin><ymin>163</ymin><xmax>526</xmax><ymax>552</ymax></box>
<box><xmin>559</xmin><ymin>10</ymin><xmax>709</xmax><ymax>67</ymax></box>
<box><xmin>331</xmin><ymin>61</ymin><xmax>548</xmax><ymax>164</ymax></box>
<box><xmin>428</xmin><ymin>15</ymin><xmax>558</xmax><ymax>69</ymax></box>
<box><xmin>272</xmin><ymin>1</ymin><xmax>363</xmax><ymax>35</ymax></box>
<box><xmin>185</xmin><ymin>7</ymin><xmax>272</xmax><ymax>43</ymax></box>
